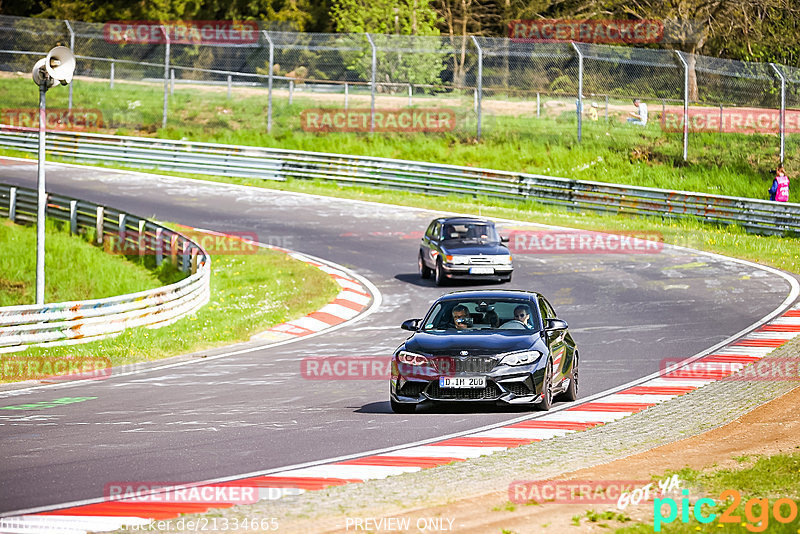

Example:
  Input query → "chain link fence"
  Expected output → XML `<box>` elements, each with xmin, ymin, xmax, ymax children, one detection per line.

<box><xmin>0</xmin><ymin>14</ymin><xmax>798</xmax><ymax>168</ymax></box>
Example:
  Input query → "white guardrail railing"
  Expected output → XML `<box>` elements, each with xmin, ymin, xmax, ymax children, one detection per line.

<box><xmin>1</xmin><ymin>125</ymin><xmax>798</xmax><ymax>236</ymax></box>
<box><xmin>0</xmin><ymin>183</ymin><xmax>210</xmax><ymax>352</ymax></box>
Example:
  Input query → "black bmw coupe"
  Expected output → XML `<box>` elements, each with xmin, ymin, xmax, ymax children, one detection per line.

<box><xmin>390</xmin><ymin>290</ymin><xmax>578</xmax><ymax>413</ymax></box>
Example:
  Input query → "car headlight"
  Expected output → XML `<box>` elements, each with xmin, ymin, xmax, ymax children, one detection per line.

<box><xmin>493</xmin><ymin>254</ymin><xmax>513</xmax><ymax>265</ymax></box>
<box><xmin>445</xmin><ymin>254</ymin><xmax>470</xmax><ymax>265</ymax></box>
<box><xmin>397</xmin><ymin>350</ymin><xmax>429</xmax><ymax>366</ymax></box>
<box><xmin>498</xmin><ymin>350</ymin><xmax>542</xmax><ymax>366</ymax></box>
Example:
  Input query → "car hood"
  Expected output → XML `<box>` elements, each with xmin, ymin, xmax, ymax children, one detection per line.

<box><xmin>405</xmin><ymin>332</ymin><xmax>537</xmax><ymax>355</ymax></box>
<box><xmin>440</xmin><ymin>242</ymin><xmax>509</xmax><ymax>255</ymax></box>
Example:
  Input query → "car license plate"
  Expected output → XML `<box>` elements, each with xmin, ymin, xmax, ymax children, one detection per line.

<box><xmin>469</xmin><ymin>266</ymin><xmax>494</xmax><ymax>274</ymax></box>
<box><xmin>439</xmin><ymin>376</ymin><xmax>486</xmax><ymax>388</ymax></box>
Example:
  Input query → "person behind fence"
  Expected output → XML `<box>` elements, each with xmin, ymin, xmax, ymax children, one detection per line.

<box><xmin>769</xmin><ymin>166</ymin><xmax>790</xmax><ymax>202</ymax></box>
<box><xmin>627</xmin><ymin>98</ymin><xmax>647</xmax><ymax>126</ymax></box>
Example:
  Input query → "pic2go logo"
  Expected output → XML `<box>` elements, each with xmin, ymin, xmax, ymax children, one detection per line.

<box><xmin>654</xmin><ymin>489</ymin><xmax>799</xmax><ymax>532</ymax></box>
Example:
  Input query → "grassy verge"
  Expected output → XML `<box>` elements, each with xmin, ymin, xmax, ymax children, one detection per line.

<box><xmin>611</xmin><ymin>453</ymin><xmax>800</xmax><ymax>533</ymax></box>
<box><xmin>0</xmin><ymin>221</ymin><xmax>340</xmax><ymax>383</ymax></box>
<box><xmin>2</xmin><ymin>74</ymin><xmax>797</xmax><ymax>201</ymax></box>
<box><xmin>0</xmin><ymin>219</ymin><xmax>177</xmax><ymax>306</ymax></box>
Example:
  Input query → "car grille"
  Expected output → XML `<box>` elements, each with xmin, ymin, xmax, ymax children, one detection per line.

<box><xmin>431</xmin><ymin>356</ymin><xmax>496</xmax><ymax>374</ymax></box>
<box><xmin>427</xmin><ymin>381</ymin><xmax>502</xmax><ymax>400</ymax></box>
<box><xmin>467</xmin><ymin>256</ymin><xmax>493</xmax><ymax>265</ymax></box>
<box><xmin>505</xmin><ymin>382</ymin><xmax>533</xmax><ymax>396</ymax></box>
<box><xmin>398</xmin><ymin>381</ymin><xmax>427</xmax><ymax>397</ymax></box>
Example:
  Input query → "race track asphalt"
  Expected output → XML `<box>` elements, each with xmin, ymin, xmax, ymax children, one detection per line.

<box><xmin>0</xmin><ymin>159</ymin><xmax>792</xmax><ymax>514</ymax></box>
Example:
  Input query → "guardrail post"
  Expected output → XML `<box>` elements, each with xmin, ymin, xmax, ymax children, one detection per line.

<box><xmin>110</xmin><ymin>62</ymin><xmax>115</xmax><ymax>89</ymax></box>
<box><xmin>170</xmin><ymin>68</ymin><xmax>175</xmax><ymax>95</ymax></box>
<box><xmin>191</xmin><ymin>248</ymin><xmax>198</xmax><ymax>274</ymax></box>
<box><xmin>69</xmin><ymin>200</ymin><xmax>77</xmax><ymax>234</ymax></box>
<box><xmin>170</xmin><ymin>234</ymin><xmax>178</xmax><ymax>266</ymax></box>
<box><xmin>155</xmin><ymin>227</ymin><xmax>163</xmax><ymax>266</ymax></box>
<box><xmin>365</xmin><ymin>33</ymin><xmax>377</xmax><ymax>133</ymax></box>
<box><xmin>64</xmin><ymin>20</ymin><xmax>75</xmax><ymax>112</ymax></box>
<box><xmin>118</xmin><ymin>213</ymin><xmax>127</xmax><ymax>253</ymax></box>
<box><xmin>263</xmin><ymin>30</ymin><xmax>274</xmax><ymax>134</ymax></box>
<box><xmin>227</xmin><ymin>75</ymin><xmax>232</xmax><ymax>99</ymax></box>
<box><xmin>182</xmin><ymin>241</ymin><xmax>191</xmax><ymax>272</ymax></box>
<box><xmin>344</xmin><ymin>82</ymin><xmax>349</xmax><ymax>110</ymax></box>
<box><xmin>571</xmin><ymin>42</ymin><xmax>583</xmax><ymax>143</ymax></box>
<box><xmin>138</xmin><ymin>219</ymin><xmax>146</xmax><ymax>257</ymax></box>
<box><xmin>9</xmin><ymin>187</ymin><xmax>16</xmax><ymax>222</ymax></box>
<box><xmin>161</xmin><ymin>25</ymin><xmax>171</xmax><ymax>130</ymax></box>
<box><xmin>674</xmin><ymin>50</ymin><xmax>689</xmax><ymax>162</ymax></box>
<box><xmin>770</xmin><ymin>63</ymin><xmax>786</xmax><ymax>164</ymax></box>
<box><xmin>95</xmin><ymin>206</ymin><xmax>104</xmax><ymax>244</ymax></box>
<box><xmin>408</xmin><ymin>84</ymin><xmax>412</xmax><ymax>107</ymax></box>
<box><xmin>471</xmin><ymin>36</ymin><xmax>483</xmax><ymax>141</ymax></box>
<box><xmin>289</xmin><ymin>80</ymin><xmax>294</xmax><ymax>105</ymax></box>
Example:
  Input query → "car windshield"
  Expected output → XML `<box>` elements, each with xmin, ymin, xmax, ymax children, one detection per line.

<box><xmin>421</xmin><ymin>299</ymin><xmax>541</xmax><ymax>333</ymax></box>
<box><xmin>441</xmin><ymin>222</ymin><xmax>499</xmax><ymax>243</ymax></box>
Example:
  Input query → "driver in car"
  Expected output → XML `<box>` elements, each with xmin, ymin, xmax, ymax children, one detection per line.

<box><xmin>451</xmin><ymin>304</ymin><xmax>471</xmax><ymax>330</ymax></box>
<box><xmin>513</xmin><ymin>305</ymin><xmax>534</xmax><ymax>328</ymax></box>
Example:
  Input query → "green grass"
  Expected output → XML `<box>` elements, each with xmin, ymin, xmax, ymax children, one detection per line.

<box><xmin>2</xmin><ymin>74</ymin><xmax>797</xmax><ymax>202</ymax></box>
<box><xmin>615</xmin><ymin>452</ymin><xmax>800</xmax><ymax>533</ymax></box>
<box><xmin>0</xmin><ymin>218</ymin><xmax>339</xmax><ymax>382</ymax></box>
<box><xmin>6</xmin><ymin>247</ymin><xmax>339</xmax><ymax>378</ymax></box>
<box><xmin>0</xmin><ymin>219</ymin><xmax>176</xmax><ymax>306</ymax></box>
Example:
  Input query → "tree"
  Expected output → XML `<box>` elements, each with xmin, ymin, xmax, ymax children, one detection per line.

<box><xmin>330</xmin><ymin>0</ymin><xmax>446</xmax><ymax>91</ymax></box>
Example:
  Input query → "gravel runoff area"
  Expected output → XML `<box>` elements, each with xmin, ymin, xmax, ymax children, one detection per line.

<box><xmin>159</xmin><ymin>336</ymin><xmax>800</xmax><ymax>533</ymax></box>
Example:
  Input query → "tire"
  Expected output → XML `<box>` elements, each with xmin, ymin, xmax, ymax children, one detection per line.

<box><xmin>557</xmin><ymin>353</ymin><xmax>578</xmax><ymax>402</ymax></box>
<box><xmin>535</xmin><ymin>360</ymin><xmax>553</xmax><ymax>411</ymax></box>
<box><xmin>434</xmin><ymin>259</ymin><xmax>447</xmax><ymax>286</ymax></box>
<box><xmin>418</xmin><ymin>254</ymin><xmax>432</xmax><ymax>279</ymax></box>
<box><xmin>391</xmin><ymin>399</ymin><xmax>416</xmax><ymax>414</ymax></box>
<box><xmin>500</xmin><ymin>272</ymin><xmax>512</xmax><ymax>283</ymax></box>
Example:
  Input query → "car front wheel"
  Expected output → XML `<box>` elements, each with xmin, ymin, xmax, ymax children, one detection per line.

<box><xmin>391</xmin><ymin>399</ymin><xmax>416</xmax><ymax>414</ymax></box>
<box><xmin>434</xmin><ymin>259</ymin><xmax>447</xmax><ymax>286</ymax></box>
<box><xmin>535</xmin><ymin>360</ymin><xmax>553</xmax><ymax>411</ymax></box>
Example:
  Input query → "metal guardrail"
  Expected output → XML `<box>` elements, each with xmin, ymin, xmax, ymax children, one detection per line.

<box><xmin>0</xmin><ymin>183</ymin><xmax>210</xmax><ymax>352</ymax></box>
<box><xmin>1</xmin><ymin>125</ymin><xmax>799</xmax><ymax>236</ymax></box>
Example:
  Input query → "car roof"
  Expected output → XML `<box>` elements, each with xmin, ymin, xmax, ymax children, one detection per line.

<box><xmin>434</xmin><ymin>216</ymin><xmax>496</xmax><ymax>225</ymax></box>
<box><xmin>436</xmin><ymin>290</ymin><xmax>539</xmax><ymax>302</ymax></box>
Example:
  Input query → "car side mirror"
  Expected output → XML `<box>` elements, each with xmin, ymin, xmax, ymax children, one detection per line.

<box><xmin>401</xmin><ymin>319</ymin><xmax>421</xmax><ymax>331</ymax></box>
<box><xmin>544</xmin><ymin>318</ymin><xmax>568</xmax><ymax>331</ymax></box>
<box><xmin>500</xmin><ymin>235</ymin><xmax>509</xmax><ymax>243</ymax></box>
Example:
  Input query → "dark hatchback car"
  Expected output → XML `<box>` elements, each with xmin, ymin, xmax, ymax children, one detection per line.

<box><xmin>418</xmin><ymin>217</ymin><xmax>513</xmax><ymax>285</ymax></box>
<box><xmin>390</xmin><ymin>290</ymin><xmax>578</xmax><ymax>413</ymax></box>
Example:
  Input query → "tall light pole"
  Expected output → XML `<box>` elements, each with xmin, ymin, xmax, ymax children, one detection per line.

<box><xmin>31</xmin><ymin>46</ymin><xmax>75</xmax><ymax>305</ymax></box>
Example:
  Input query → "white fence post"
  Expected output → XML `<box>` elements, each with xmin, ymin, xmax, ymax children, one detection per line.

<box><xmin>365</xmin><ymin>33</ymin><xmax>376</xmax><ymax>133</ymax></box>
<box><xmin>674</xmin><ymin>51</ymin><xmax>690</xmax><ymax>162</ymax></box>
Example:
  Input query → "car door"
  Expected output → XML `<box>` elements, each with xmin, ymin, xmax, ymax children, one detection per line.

<box><xmin>539</xmin><ymin>297</ymin><xmax>567</xmax><ymax>384</ymax></box>
<box><xmin>420</xmin><ymin>220</ymin><xmax>438</xmax><ymax>268</ymax></box>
